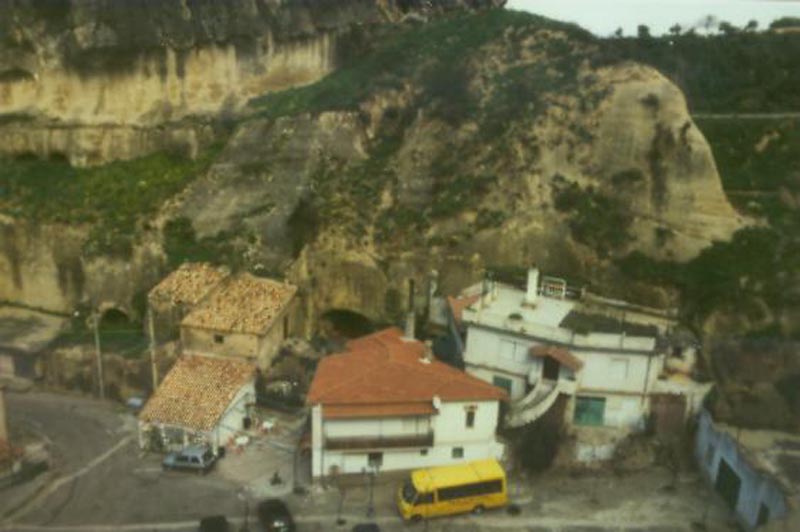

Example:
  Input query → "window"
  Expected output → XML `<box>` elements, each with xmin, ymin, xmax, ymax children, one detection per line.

<box><xmin>466</xmin><ymin>410</ymin><xmax>475</xmax><ymax>429</ymax></box>
<box><xmin>437</xmin><ymin>480</ymin><xmax>503</xmax><ymax>501</ymax></box>
<box><xmin>420</xmin><ymin>449</ymin><xmax>428</xmax><ymax>456</ymax></box>
<box><xmin>452</xmin><ymin>447</ymin><xmax>464</xmax><ymax>459</ymax></box>
<box><xmin>415</xmin><ymin>492</ymin><xmax>434</xmax><ymax>506</ymax></box>
<box><xmin>574</xmin><ymin>396</ymin><xmax>606</xmax><ymax>426</ymax></box>
<box><xmin>492</xmin><ymin>375</ymin><xmax>513</xmax><ymax>395</ymax></box>
<box><xmin>367</xmin><ymin>452</ymin><xmax>383</xmax><ymax>468</ymax></box>
<box><xmin>214</xmin><ymin>334</ymin><xmax>225</xmax><ymax>344</ymax></box>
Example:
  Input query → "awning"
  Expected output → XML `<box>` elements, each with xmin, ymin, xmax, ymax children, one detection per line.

<box><xmin>529</xmin><ymin>345</ymin><xmax>584</xmax><ymax>372</ymax></box>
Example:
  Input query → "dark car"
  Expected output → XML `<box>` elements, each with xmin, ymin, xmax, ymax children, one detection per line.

<box><xmin>198</xmin><ymin>515</ymin><xmax>229</xmax><ymax>532</ymax></box>
<box><xmin>256</xmin><ymin>499</ymin><xmax>295</xmax><ymax>532</ymax></box>
<box><xmin>352</xmin><ymin>524</ymin><xmax>381</xmax><ymax>532</ymax></box>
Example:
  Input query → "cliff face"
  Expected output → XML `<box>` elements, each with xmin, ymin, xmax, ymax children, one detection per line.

<box><xmin>0</xmin><ymin>7</ymin><xmax>749</xmax><ymax>336</ymax></box>
<box><xmin>0</xmin><ymin>0</ymin><xmax>502</xmax><ymax>165</ymax></box>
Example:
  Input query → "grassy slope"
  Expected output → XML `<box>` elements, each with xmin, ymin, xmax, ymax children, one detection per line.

<box><xmin>249</xmin><ymin>9</ymin><xmax>593</xmax><ymax>119</ymax></box>
<box><xmin>618</xmin><ymin>115</ymin><xmax>800</xmax><ymax>336</ymax></box>
<box><xmin>0</xmin><ymin>143</ymin><xmax>224</xmax><ymax>257</ymax></box>
<box><xmin>599</xmin><ymin>32</ymin><xmax>800</xmax><ymax>336</ymax></box>
<box><xmin>595</xmin><ymin>31</ymin><xmax>800</xmax><ymax>113</ymax></box>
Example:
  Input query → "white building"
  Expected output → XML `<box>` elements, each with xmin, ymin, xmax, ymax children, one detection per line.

<box><xmin>307</xmin><ymin>327</ymin><xmax>507</xmax><ymax>479</ymax></box>
<box><xmin>455</xmin><ymin>268</ymin><xmax>708</xmax><ymax>443</ymax></box>
<box><xmin>138</xmin><ymin>355</ymin><xmax>256</xmax><ymax>453</ymax></box>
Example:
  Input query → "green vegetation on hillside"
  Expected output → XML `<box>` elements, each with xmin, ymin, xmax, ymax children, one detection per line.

<box><xmin>250</xmin><ymin>9</ymin><xmax>592</xmax><ymax>119</ymax></box>
<box><xmin>695</xmin><ymin>118</ymin><xmax>800</xmax><ymax>225</ymax></box>
<box><xmin>0</xmin><ymin>143</ymin><xmax>224</xmax><ymax>257</ymax></box>
<box><xmin>619</xmin><ymin>118</ymin><xmax>800</xmax><ymax>335</ymax></box>
<box><xmin>595</xmin><ymin>31</ymin><xmax>800</xmax><ymax>113</ymax></box>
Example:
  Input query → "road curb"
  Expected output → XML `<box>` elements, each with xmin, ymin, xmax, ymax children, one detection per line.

<box><xmin>0</xmin><ymin>470</ymin><xmax>56</xmax><ymax>524</ymax></box>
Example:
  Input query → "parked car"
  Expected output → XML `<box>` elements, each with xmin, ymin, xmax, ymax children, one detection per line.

<box><xmin>351</xmin><ymin>524</ymin><xmax>381</xmax><ymax>532</ymax></box>
<box><xmin>256</xmin><ymin>499</ymin><xmax>295</xmax><ymax>531</ymax></box>
<box><xmin>162</xmin><ymin>445</ymin><xmax>216</xmax><ymax>473</ymax></box>
<box><xmin>198</xmin><ymin>515</ymin><xmax>229</xmax><ymax>532</ymax></box>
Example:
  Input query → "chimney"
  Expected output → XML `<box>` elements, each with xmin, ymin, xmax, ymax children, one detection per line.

<box><xmin>525</xmin><ymin>267</ymin><xmax>540</xmax><ymax>305</ymax></box>
<box><xmin>420</xmin><ymin>340</ymin><xmax>433</xmax><ymax>364</ymax></box>
<box><xmin>482</xmin><ymin>272</ymin><xmax>492</xmax><ymax>307</ymax></box>
<box><xmin>404</xmin><ymin>278</ymin><xmax>416</xmax><ymax>340</ymax></box>
<box><xmin>0</xmin><ymin>385</ymin><xmax>8</xmax><ymax>443</ymax></box>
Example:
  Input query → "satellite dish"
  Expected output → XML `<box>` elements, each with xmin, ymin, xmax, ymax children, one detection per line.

<box><xmin>432</xmin><ymin>395</ymin><xmax>441</xmax><ymax>410</ymax></box>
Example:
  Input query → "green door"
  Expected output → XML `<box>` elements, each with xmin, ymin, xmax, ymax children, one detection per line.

<box><xmin>492</xmin><ymin>375</ymin><xmax>513</xmax><ymax>395</ymax></box>
<box><xmin>574</xmin><ymin>396</ymin><xmax>606</xmax><ymax>426</ymax></box>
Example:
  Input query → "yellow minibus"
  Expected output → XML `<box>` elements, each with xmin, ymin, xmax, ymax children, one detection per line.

<box><xmin>397</xmin><ymin>458</ymin><xmax>508</xmax><ymax>521</ymax></box>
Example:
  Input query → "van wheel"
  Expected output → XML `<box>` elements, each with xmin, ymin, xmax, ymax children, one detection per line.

<box><xmin>410</xmin><ymin>514</ymin><xmax>423</xmax><ymax>524</ymax></box>
<box><xmin>472</xmin><ymin>505</ymin><xmax>485</xmax><ymax>515</ymax></box>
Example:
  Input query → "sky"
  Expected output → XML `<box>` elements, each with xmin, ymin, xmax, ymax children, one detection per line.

<box><xmin>506</xmin><ymin>0</ymin><xmax>800</xmax><ymax>37</ymax></box>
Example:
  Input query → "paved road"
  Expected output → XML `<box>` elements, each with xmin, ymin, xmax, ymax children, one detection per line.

<box><xmin>1</xmin><ymin>391</ymin><xmax>735</xmax><ymax>532</ymax></box>
<box><xmin>2</xmin><ymin>391</ymin><xmax>243</xmax><ymax>528</ymax></box>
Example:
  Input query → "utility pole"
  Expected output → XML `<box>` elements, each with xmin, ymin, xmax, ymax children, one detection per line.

<box><xmin>147</xmin><ymin>308</ymin><xmax>158</xmax><ymax>389</ymax></box>
<box><xmin>92</xmin><ymin>312</ymin><xmax>105</xmax><ymax>400</ymax></box>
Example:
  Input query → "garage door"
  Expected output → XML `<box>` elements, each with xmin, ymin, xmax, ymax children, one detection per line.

<box><xmin>715</xmin><ymin>458</ymin><xmax>741</xmax><ymax>510</ymax></box>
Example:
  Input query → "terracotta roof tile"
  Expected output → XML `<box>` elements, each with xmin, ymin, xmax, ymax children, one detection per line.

<box><xmin>448</xmin><ymin>294</ymin><xmax>481</xmax><ymax>326</ymax></box>
<box><xmin>148</xmin><ymin>263</ymin><xmax>228</xmax><ymax>306</ymax></box>
<box><xmin>307</xmin><ymin>328</ymin><xmax>507</xmax><ymax>412</ymax></box>
<box><xmin>181</xmin><ymin>273</ymin><xmax>297</xmax><ymax>335</ymax></box>
<box><xmin>139</xmin><ymin>355</ymin><xmax>255</xmax><ymax>431</ymax></box>
<box><xmin>530</xmin><ymin>344</ymin><xmax>584</xmax><ymax>372</ymax></box>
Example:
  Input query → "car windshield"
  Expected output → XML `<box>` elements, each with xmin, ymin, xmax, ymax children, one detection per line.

<box><xmin>401</xmin><ymin>480</ymin><xmax>417</xmax><ymax>504</ymax></box>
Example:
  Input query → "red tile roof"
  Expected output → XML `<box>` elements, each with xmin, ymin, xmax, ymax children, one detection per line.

<box><xmin>530</xmin><ymin>344</ymin><xmax>584</xmax><ymax>372</ymax></box>
<box><xmin>139</xmin><ymin>355</ymin><xmax>256</xmax><ymax>431</ymax></box>
<box><xmin>447</xmin><ymin>294</ymin><xmax>481</xmax><ymax>326</ymax></box>
<box><xmin>307</xmin><ymin>328</ymin><xmax>507</xmax><ymax>415</ymax></box>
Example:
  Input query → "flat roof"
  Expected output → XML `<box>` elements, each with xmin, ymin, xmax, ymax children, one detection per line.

<box><xmin>461</xmin><ymin>283</ymin><xmax>658</xmax><ymax>354</ymax></box>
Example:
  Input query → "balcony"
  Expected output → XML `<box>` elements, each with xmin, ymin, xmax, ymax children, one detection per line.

<box><xmin>325</xmin><ymin>432</ymin><xmax>434</xmax><ymax>451</ymax></box>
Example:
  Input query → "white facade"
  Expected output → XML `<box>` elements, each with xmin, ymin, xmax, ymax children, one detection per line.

<box><xmin>460</xmin><ymin>273</ymin><xmax>672</xmax><ymax>432</ymax></box>
<box><xmin>311</xmin><ymin>399</ymin><xmax>504</xmax><ymax>478</ymax></box>
<box><xmin>138</xmin><ymin>380</ymin><xmax>255</xmax><ymax>454</ymax></box>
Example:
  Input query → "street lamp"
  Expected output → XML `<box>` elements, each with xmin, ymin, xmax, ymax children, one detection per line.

<box><xmin>366</xmin><ymin>463</ymin><xmax>380</xmax><ymax>518</ymax></box>
<box><xmin>237</xmin><ymin>487</ymin><xmax>250</xmax><ymax>532</ymax></box>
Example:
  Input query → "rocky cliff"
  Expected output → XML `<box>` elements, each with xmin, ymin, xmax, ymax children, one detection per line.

<box><xmin>0</xmin><ymin>7</ymin><xmax>748</xmax><ymax>336</ymax></box>
<box><xmin>0</xmin><ymin>0</ymin><xmax>504</xmax><ymax>165</ymax></box>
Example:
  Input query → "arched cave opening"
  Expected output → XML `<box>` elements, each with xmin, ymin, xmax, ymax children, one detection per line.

<box><xmin>98</xmin><ymin>308</ymin><xmax>146</xmax><ymax>357</ymax></box>
<box><xmin>320</xmin><ymin>309</ymin><xmax>376</xmax><ymax>342</ymax></box>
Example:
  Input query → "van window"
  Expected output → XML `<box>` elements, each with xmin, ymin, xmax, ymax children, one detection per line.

<box><xmin>415</xmin><ymin>492</ymin><xmax>434</xmax><ymax>506</ymax></box>
<box><xmin>437</xmin><ymin>480</ymin><xmax>503</xmax><ymax>501</ymax></box>
<box><xmin>191</xmin><ymin>457</ymin><xmax>200</xmax><ymax>464</ymax></box>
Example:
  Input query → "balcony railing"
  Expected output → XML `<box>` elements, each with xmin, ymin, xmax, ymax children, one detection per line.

<box><xmin>325</xmin><ymin>432</ymin><xmax>434</xmax><ymax>451</ymax></box>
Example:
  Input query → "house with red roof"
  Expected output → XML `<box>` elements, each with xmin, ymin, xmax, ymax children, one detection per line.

<box><xmin>306</xmin><ymin>327</ymin><xmax>508</xmax><ymax>478</ymax></box>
